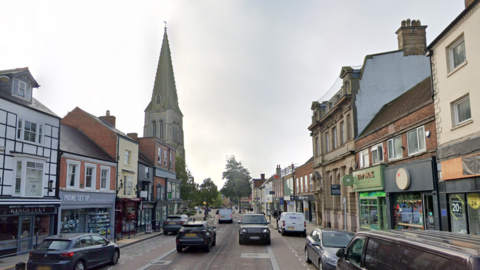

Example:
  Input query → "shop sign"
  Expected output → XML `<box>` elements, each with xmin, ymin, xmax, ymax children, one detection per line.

<box><xmin>451</xmin><ymin>198</ymin><xmax>463</xmax><ymax>214</ymax></box>
<box><xmin>342</xmin><ymin>175</ymin><xmax>354</xmax><ymax>186</ymax></box>
<box><xmin>467</xmin><ymin>193</ymin><xmax>480</xmax><ymax>210</ymax></box>
<box><xmin>359</xmin><ymin>191</ymin><xmax>386</xmax><ymax>197</ymax></box>
<box><xmin>353</xmin><ymin>165</ymin><xmax>385</xmax><ymax>192</ymax></box>
<box><xmin>293</xmin><ymin>195</ymin><xmax>315</xmax><ymax>201</ymax></box>
<box><xmin>62</xmin><ymin>192</ymin><xmax>115</xmax><ymax>204</ymax></box>
<box><xmin>279</xmin><ymin>197</ymin><xmax>284</xmax><ymax>205</ymax></box>
<box><xmin>396</xmin><ymin>168</ymin><xmax>411</xmax><ymax>190</ymax></box>
<box><xmin>143</xmin><ymin>204</ymin><xmax>154</xmax><ymax>209</ymax></box>
<box><xmin>6</xmin><ymin>205</ymin><xmax>56</xmax><ymax>215</ymax></box>
<box><xmin>331</xmin><ymin>185</ymin><xmax>341</xmax><ymax>195</ymax></box>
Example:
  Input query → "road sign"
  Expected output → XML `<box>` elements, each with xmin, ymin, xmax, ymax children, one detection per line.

<box><xmin>279</xmin><ymin>197</ymin><xmax>284</xmax><ymax>205</ymax></box>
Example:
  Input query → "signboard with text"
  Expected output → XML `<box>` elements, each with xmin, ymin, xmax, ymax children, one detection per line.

<box><xmin>331</xmin><ymin>185</ymin><xmax>341</xmax><ymax>195</ymax></box>
<box><xmin>353</xmin><ymin>165</ymin><xmax>385</xmax><ymax>192</ymax></box>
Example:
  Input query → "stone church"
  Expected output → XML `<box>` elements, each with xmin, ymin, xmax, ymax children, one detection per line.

<box><xmin>144</xmin><ymin>27</ymin><xmax>185</xmax><ymax>159</ymax></box>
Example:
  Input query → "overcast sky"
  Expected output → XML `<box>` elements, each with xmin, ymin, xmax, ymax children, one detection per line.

<box><xmin>1</xmin><ymin>0</ymin><xmax>465</xmax><ymax>189</ymax></box>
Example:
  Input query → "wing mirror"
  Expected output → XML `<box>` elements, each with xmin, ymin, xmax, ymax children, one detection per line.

<box><xmin>267</xmin><ymin>221</ymin><xmax>271</xmax><ymax>224</ymax></box>
<box><xmin>312</xmin><ymin>241</ymin><xmax>320</xmax><ymax>247</ymax></box>
<box><xmin>336</xmin><ymin>248</ymin><xmax>345</xmax><ymax>258</ymax></box>
<box><xmin>104</xmin><ymin>240</ymin><xmax>110</xmax><ymax>245</ymax></box>
<box><xmin>237</xmin><ymin>220</ymin><xmax>241</xmax><ymax>224</ymax></box>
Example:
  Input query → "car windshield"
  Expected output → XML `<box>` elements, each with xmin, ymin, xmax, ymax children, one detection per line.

<box><xmin>321</xmin><ymin>232</ymin><xmax>354</xmax><ymax>248</ymax></box>
<box><xmin>36</xmin><ymin>240</ymin><xmax>71</xmax><ymax>251</ymax></box>
<box><xmin>180</xmin><ymin>225</ymin><xmax>205</xmax><ymax>232</ymax></box>
<box><xmin>241</xmin><ymin>216</ymin><xmax>266</xmax><ymax>224</ymax></box>
<box><xmin>167</xmin><ymin>216</ymin><xmax>182</xmax><ymax>220</ymax></box>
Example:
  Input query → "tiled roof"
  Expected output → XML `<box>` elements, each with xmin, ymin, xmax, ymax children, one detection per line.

<box><xmin>0</xmin><ymin>92</ymin><xmax>59</xmax><ymax>118</ymax></box>
<box><xmin>358</xmin><ymin>77</ymin><xmax>432</xmax><ymax>138</ymax></box>
<box><xmin>139</xmin><ymin>151</ymin><xmax>154</xmax><ymax>166</ymax></box>
<box><xmin>60</xmin><ymin>124</ymin><xmax>115</xmax><ymax>161</ymax></box>
<box><xmin>74</xmin><ymin>107</ymin><xmax>134</xmax><ymax>141</ymax></box>
<box><xmin>0</xmin><ymin>67</ymin><xmax>29</xmax><ymax>75</ymax></box>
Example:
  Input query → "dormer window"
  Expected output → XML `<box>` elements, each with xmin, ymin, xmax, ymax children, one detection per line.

<box><xmin>12</xmin><ymin>78</ymin><xmax>32</xmax><ymax>101</ymax></box>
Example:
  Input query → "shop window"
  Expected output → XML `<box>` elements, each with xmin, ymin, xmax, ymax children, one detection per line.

<box><xmin>84</xmin><ymin>164</ymin><xmax>96</xmax><ymax>189</ymax></box>
<box><xmin>467</xmin><ymin>193</ymin><xmax>480</xmax><ymax>235</ymax></box>
<box><xmin>359</xmin><ymin>149</ymin><xmax>369</xmax><ymax>169</ymax></box>
<box><xmin>371</xmin><ymin>144</ymin><xmax>383</xmax><ymax>164</ymax></box>
<box><xmin>67</xmin><ymin>160</ymin><xmax>80</xmax><ymax>189</ymax></box>
<box><xmin>14</xmin><ymin>160</ymin><xmax>44</xmax><ymax>197</ymax></box>
<box><xmin>34</xmin><ymin>215</ymin><xmax>51</xmax><ymax>244</ymax></box>
<box><xmin>100</xmin><ymin>167</ymin><xmax>110</xmax><ymax>190</ymax></box>
<box><xmin>60</xmin><ymin>209</ymin><xmax>86</xmax><ymax>234</ymax></box>
<box><xmin>407</xmin><ymin>126</ymin><xmax>426</xmax><ymax>155</ymax></box>
<box><xmin>387</xmin><ymin>136</ymin><xmax>402</xmax><ymax>160</ymax></box>
<box><xmin>360</xmin><ymin>199</ymin><xmax>379</xmax><ymax>229</ymax></box>
<box><xmin>0</xmin><ymin>216</ymin><xmax>18</xmax><ymax>256</ymax></box>
<box><xmin>393</xmin><ymin>193</ymin><xmax>424</xmax><ymax>230</ymax></box>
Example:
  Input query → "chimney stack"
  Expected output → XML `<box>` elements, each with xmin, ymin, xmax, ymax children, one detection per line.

<box><xmin>395</xmin><ymin>19</ymin><xmax>427</xmax><ymax>56</ymax></box>
<box><xmin>465</xmin><ymin>0</ymin><xmax>474</xmax><ymax>8</ymax></box>
<box><xmin>276</xmin><ymin>165</ymin><xmax>281</xmax><ymax>176</ymax></box>
<box><xmin>261</xmin><ymin>174</ymin><xmax>265</xmax><ymax>180</ymax></box>
<box><xmin>127</xmin><ymin>133</ymin><xmax>138</xmax><ymax>141</ymax></box>
<box><xmin>99</xmin><ymin>110</ymin><xmax>116</xmax><ymax>127</ymax></box>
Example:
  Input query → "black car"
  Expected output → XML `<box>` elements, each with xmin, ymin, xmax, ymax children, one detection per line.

<box><xmin>305</xmin><ymin>228</ymin><xmax>353</xmax><ymax>270</ymax></box>
<box><xmin>27</xmin><ymin>233</ymin><xmax>119</xmax><ymax>270</ymax></box>
<box><xmin>163</xmin><ymin>214</ymin><xmax>192</xmax><ymax>235</ymax></box>
<box><xmin>176</xmin><ymin>221</ymin><xmax>216</xmax><ymax>252</ymax></box>
<box><xmin>238</xmin><ymin>214</ymin><xmax>271</xmax><ymax>245</ymax></box>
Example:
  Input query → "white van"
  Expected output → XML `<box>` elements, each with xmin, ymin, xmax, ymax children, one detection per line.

<box><xmin>218</xmin><ymin>208</ymin><xmax>233</xmax><ymax>224</ymax></box>
<box><xmin>277</xmin><ymin>212</ymin><xmax>306</xmax><ymax>236</ymax></box>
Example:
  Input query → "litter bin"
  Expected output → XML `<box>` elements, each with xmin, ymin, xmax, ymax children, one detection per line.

<box><xmin>16</xmin><ymin>262</ymin><xmax>26</xmax><ymax>270</ymax></box>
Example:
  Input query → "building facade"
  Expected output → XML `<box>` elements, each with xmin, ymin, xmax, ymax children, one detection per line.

<box><xmin>293</xmin><ymin>158</ymin><xmax>316</xmax><ymax>223</ymax></box>
<box><xmin>427</xmin><ymin>0</ymin><xmax>480</xmax><ymax>234</ymax></box>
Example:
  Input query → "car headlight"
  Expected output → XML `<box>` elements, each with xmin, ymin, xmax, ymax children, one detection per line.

<box><xmin>241</xmin><ymin>229</ymin><xmax>247</xmax><ymax>233</ymax></box>
<box><xmin>323</xmin><ymin>254</ymin><xmax>338</xmax><ymax>265</ymax></box>
<box><xmin>262</xmin><ymin>229</ymin><xmax>269</xmax><ymax>233</ymax></box>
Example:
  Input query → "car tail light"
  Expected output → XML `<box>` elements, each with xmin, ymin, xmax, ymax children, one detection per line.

<box><xmin>219</xmin><ymin>215</ymin><xmax>220</xmax><ymax>218</ymax></box>
<box><xmin>231</xmin><ymin>214</ymin><xmax>233</xmax><ymax>218</ymax></box>
<box><xmin>60</xmin><ymin>252</ymin><xmax>74</xmax><ymax>258</ymax></box>
<box><xmin>283</xmin><ymin>221</ymin><xmax>285</xmax><ymax>227</ymax></box>
<box><xmin>176</xmin><ymin>239</ymin><xmax>179</xmax><ymax>244</ymax></box>
<box><xmin>179</xmin><ymin>221</ymin><xmax>185</xmax><ymax>225</ymax></box>
<box><xmin>29</xmin><ymin>252</ymin><xmax>33</xmax><ymax>257</ymax></box>
<box><xmin>304</xmin><ymin>221</ymin><xmax>307</xmax><ymax>228</ymax></box>
<box><xmin>164</xmin><ymin>221</ymin><xmax>168</xmax><ymax>225</ymax></box>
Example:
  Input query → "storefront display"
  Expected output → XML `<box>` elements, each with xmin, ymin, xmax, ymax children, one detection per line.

<box><xmin>88</xmin><ymin>209</ymin><xmax>111</xmax><ymax>236</ymax></box>
<box><xmin>448</xmin><ymin>193</ymin><xmax>480</xmax><ymax>235</ymax></box>
<box><xmin>392</xmin><ymin>193</ymin><xmax>423</xmax><ymax>230</ymax></box>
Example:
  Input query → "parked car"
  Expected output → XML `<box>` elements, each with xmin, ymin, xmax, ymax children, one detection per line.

<box><xmin>218</xmin><ymin>208</ymin><xmax>233</xmax><ymax>224</ymax></box>
<box><xmin>336</xmin><ymin>230</ymin><xmax>480</xmax><ymax>270</ymax></box>
<box><xmin>27</xmin><ymin>233</ymin><xmax>119</xmax><ymax>270</ymax></box>
<box><xmin>176</xmin><ymin>221</ymin><xmax>216</xmax><ymax>252</ymax></box>
<box><xmin>277</xmin><ymin>212</ymin><xmax>306</xmax><ymax>236</ymax></box>
<box><xmin>305</xmin><ymin>228</ymin><xmax>354</xmax><ymax>270</ymax></box>
<box><xmin>163</xmin><ymin>215</ymin><xmax>192</xmax><ymax>235</ymax></box>
<box><xmin>238</xmin><ymin>214</ymin><xmax>270</xmax><ymax>245</ymax></box>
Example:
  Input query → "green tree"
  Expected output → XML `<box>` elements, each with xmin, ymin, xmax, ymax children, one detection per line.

<box><xmin>220</xmin><ymin>156</ymin><xmax>252</xmax><ymax>210</ymax></box>
<box><xmin>176</xmin><ymin>156</ymin><xmax>198</xmax><ymax>209</ymax></box>
<box><xmin>211</xmin><ymin>193</ymin><xmax>224</xmax><ymax>208</ymax></box>
<box><xmin>198</xmin><ymin>178</ymin><xmax>220</xmax><ymax>207</ymax></box>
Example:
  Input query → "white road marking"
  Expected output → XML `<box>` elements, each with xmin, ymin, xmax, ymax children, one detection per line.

<box><xmin>266</xmin><ymin>245</ymin><xmax>280</xmax><ymax>270</ymax></box>
<box><xmin>136</xmin><ymin>248</ymin><xmax>176</xmax><ymax>270</ymax></box>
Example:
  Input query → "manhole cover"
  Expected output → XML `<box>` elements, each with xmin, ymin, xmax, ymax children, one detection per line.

<box><xmin>152</xmin><ymin>261</ymin><xmax>172</xmax><ymax>265</ymax></box>
<box><xmin>241</xmin><ymin>253</ymin><xmax>269</xmax><ymax>259</ymax></box>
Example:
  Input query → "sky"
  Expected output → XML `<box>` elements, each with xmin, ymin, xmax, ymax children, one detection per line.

<box><xmin>0</xmin><ymin>0</ymin><xmax>465</xmax><ymax>189</ymax></box>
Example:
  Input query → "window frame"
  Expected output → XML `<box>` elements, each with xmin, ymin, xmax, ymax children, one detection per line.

<box><xmin>333</xmin><ymin>127</ymin><xmax>338</xmax><ymax>149</ymax></box>
<box><xmin>407</xmin><ymin>126</ymin><xmax>426</xmax><ymax>156</ymax></box>
<box><xmin>16</xmin><ymin>118</ymin><xmax>43</xmax><ymax>145</ymax></box>
<box><xmin>124</xmin><ymin>176</ymin><xmax>133</xmax><ymax>196</ymax></box>
<box><xmin>12</xmin><ymin>78</ymin><xmax>32</xmax><ymax>101</ymax></box>
<box><xmin>145</xmin><ymin>167</ymin><xmax>149</xmax><ymax>178</ymax></box>
<box><xmin>124</xmin><ymin>150</ymin><xmax>131</xmax><ymax>165</ymax></box>
<box><xmin>164</xmin><ymin>150</ymin><xmax>167</xmax><ymax>166</ymax></box>
<box><xmin>453</xmin><ymin>95</ymin><xmax>471</xmax><ymax>126</ymax></box>
<box><xmin>157</xmin><ymin>147</ymin><xmax>162</xmax><ymax>165</ymax></box>
<box><xmin>371</xmin><ymin>144</ymin><xmax>384</xmax><ymax>165</ymax></box>
<box><xmin>325</xmin><ymin>132</ymin><xmax>330</xmax><ymax>153</ymax></box>
<box><xmin>448</xmin><ymin>36</ymin><xmax>466</xmax><ymax>72</ymax></box>
<box><xmin>13</xmin><ymin>159</ymin><xmax>46</xmax><ymax>197</ymax></box>
<box><xmin>84</xmin><ymin>163</ymin><xmax>96</xmax><ymax>190</ymax></box>
<box><xmin>66</xmin><ymin>160</ymin><xmax>81</xmax><ymax>190</ymax></box>
<box><xmin>387</xmin><ymin>135</ymin><xmax>403</xmax><ymax>160</ymax></box>
<box><xmin>359</xmin><ymin>149</ymin><xmax>369</xmax><ymax>169</ymax></box>
<box><xmin>340</xmin><ymin>121</ymin><xmax>345</xmax><ymax>145</ymax></box>
<box><xmin>315</xmin><ymin>136</ymin><xmax>320</xmax><ymax>157</ymax></box>
<box><xmin>169</xmin><ymin>153</ymin><xmax>173</xmax><ymax>169</ymax></box>
<box><xmin>100</xmin><ymin>166</ymin><xmax>110</xmax><ymax>190</ymax></box>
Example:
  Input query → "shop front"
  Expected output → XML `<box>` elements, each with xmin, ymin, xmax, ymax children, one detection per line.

<box><xmin>272</xmin><ymin>197</ymin><xmax>281</xmax><ymax>211</ymax></box>
<box><xmin>138</xmin><ymin>202</ymin><xmax>155</xmax><ymax>232</ymax></box>
<box><xmin>59</xmin><ymin>191</ymin><xmax>115</xmax><ymax>239</ymax></box>
<box><xmin>115</xmin><ymin>198</ymin><xmax>143</xmax><ymax>235</ymax></box>
<box><xmin>0</xmin><ymin>201</ymin><xmax>59</xmax><ymax>257</ymax></box>
<box><xmin>353</xmin><ymin>165</ymin><xmax>386</xmax><ymax>231</ymax></box>
<box><xmin>293</xmin><ymin>194</ymin><xmax>315</xmax><ymax>222</ymax></box>
<box><xmin>384</xmin><ymin>158</ymin><xmax>439</xmax><ymax>231</ymax></box>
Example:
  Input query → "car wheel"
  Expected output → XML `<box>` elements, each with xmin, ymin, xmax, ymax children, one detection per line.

<box><xmin>266</xmin><ymin>238</ymin><xmax>271</xmax><ymax>245</ymax></box>
<box><xmin>110</xmin><ymin>250</ymin><xmax>119</xmax><ymax>265</ymax></box>
<box><xmin>74</xmin><ymin>260</ymin><xmax>85</xmax><ymax>270</ymax></box>
<box><xmin>305</xmin><ymin>248</ymin><xmax>311</xmax><ymax>264</ymax></box>
<box><xmin>239</xmin><ymin>238</ymin><xmax>243</xmax><ymax>245</ymax></box>
<box><xmin>212</xmin><ymin>236</ymin><xmax>216</xmax><ymax>246</ymax></box>
<box><xmin>205</xmin><ymin>241</ymin><xmax>211</xmax><ymax>252</ymax></box>
<box><xmin>281</xmin><ymin>229</ymin><xmax>285</xmax><ymax>236</ymax></box>
<box><xmin>163</xmin><ymin>230</ymin><xmax>168</xmax><ymax>235</ymax></box>
<box><xmin>176</xmin><ymin>245</ymin><xmax>182</xmax><ymax>253</ymax></box>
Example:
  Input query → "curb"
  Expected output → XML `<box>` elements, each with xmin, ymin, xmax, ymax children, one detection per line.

<box><xmin>117</xmin><ymin>231</ymin><xmax>164</xmax><ymax>249</ymax></box>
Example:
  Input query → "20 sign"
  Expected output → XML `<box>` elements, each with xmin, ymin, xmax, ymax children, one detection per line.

<box><xmin>451</xmin><ymin>198</ymin><xmax>463</xmax><ymax>214</ymax></box>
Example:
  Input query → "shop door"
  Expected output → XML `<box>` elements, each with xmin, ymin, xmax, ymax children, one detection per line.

<box><xmin>423</xmin><ymin>195</ymin><xmax>435</xmax><ymax>230</ymax></box>
<box><xmin>18</xmin><ymin>216</ymin><xmax>34</xmax><ymax>254</ymax></box>
<box><xmin>378</xmin><ymin>197</ymin><xmax>387</xmax><ymax>230</ymax></box>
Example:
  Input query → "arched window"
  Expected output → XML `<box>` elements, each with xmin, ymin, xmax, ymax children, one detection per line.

<box><xmin>159</xmin><ymin>120</ymin><xmax>164</xmax><ymax>139</ymax></box>
<box><xmin>152</xmin><ymin>121</ymin><xmax>157</xmax><ymax>138</ymax></box>
<box><xmin>156</xmin><ymin>95</ymin><xmax>161</xmax><ymax>104</ymax></box>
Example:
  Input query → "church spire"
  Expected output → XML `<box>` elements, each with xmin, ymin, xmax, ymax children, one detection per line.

<box><xmin>145</xmin><ymin>25</ymin><xmax>183</xmax><ymax>116</ymax></box>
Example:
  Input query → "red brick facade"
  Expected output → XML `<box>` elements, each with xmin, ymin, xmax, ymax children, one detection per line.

<box><xmin>59</xmin><ymin>156</ymin><xmax>116</xmax><ymax>191</ymax></box>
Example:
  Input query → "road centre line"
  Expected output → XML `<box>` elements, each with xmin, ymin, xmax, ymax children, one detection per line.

<box><xmin>204</xmin><ymin>230</ymin><xmax>235</xmax><ymax>269</ymax></box>
<box><xmin>136</xmin><ymin>248</ymin><xmax>176</xmax><ymax>270</ymax></box>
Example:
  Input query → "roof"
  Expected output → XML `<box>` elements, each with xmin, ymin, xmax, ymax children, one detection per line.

<box><xmin>138</xmin><ymin>151</ymin><xmax>154</xmax><ymax>166</ymax></box>
<box><xmin>253</xmin><ymin>179</ymin><xmax>266</xmax><ymax>188</ymax></box>
<box><xmin>60</xmin><ymin>124</ymin><xmax>115</xmax><ymax>162</ymax></box>
<box><xmin>358</xmin><ymin>76</ymin><xmax>432</xmax><ymax>138</ymax></box>
<box><xmin>428</xmin><ymin>0</ymin><xmax>480</xmax><ymax>50</ymax></box>
<box><xmin>0</xmin><ymin>67</ymin><xmax>39</xmax><ymax>87</ymax></box>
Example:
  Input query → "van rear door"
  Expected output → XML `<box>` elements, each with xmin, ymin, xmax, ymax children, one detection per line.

<box><xmin>285</xmin><ymin>213</ymin><xmax>304</xmax><ymax>231</ymax></box>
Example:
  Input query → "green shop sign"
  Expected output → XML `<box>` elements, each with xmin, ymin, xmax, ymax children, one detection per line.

<box><xmin>342</xmin><ymin>175</ymin><xmax>354</xmax><ymax>186</ymax></box>
<box><xmin>359</xmin><ymin>191</ymin><xmax>386</xmax><ymax>197</ymax></box>
<box><xmin>352</xmin><ymin>165</ymin><xmax>385</xmax><ymax>192</ymax></box>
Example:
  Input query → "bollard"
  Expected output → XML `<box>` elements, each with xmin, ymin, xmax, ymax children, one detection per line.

<box><xmin>15</xmin><ymin>262</ymin><xmax>26</xmax><ymax>270</ymax></box>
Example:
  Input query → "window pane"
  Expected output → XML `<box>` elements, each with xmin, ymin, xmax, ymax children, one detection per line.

<box><xmin>418</xmin><ymin>127</ymin><xmax>425</xmax><ymax>151</ymax></box>
<box><xmin>101</xmin><ymin>169</ymin><xmax>107</xmax><ymax>189</ymax></box>
<box><xmin>450</xmin><ymin>194</ymin><xmax>467</xmax><ymax>234</ymax></box>
<box><xmin>25</xmin><ymin>162</ymin><xmax>43</xmax><ymax>196</ymax></box>
<box><xmin>68</xmin><ymin>164</ymin><xmax>76</xmax><ymax>187</ymax></box>
<box><xmin>15</xmin><ymin>161</ymin><xmax>22</xmax><ymax>194</ymax></box>
<box><xmin>372</xmin><ymin>149</ymin><xmax>378</xmax><ymax>164</ymax></box>
<box><xmin>86</xmin><ymin>167</ymin><xmax>92</xmax><ymax>188</ymax></box>
<box><xmin>394</xmin><ymin>137</ymin><xmax>402</xmax><ymax>159</ymax></box>
<box><xmin>457</xmin><ymin>98</ymin><xmax>471</xmax><ymax>124</ymax></box>
<box><xmin>365</xmin><ymin>237</ymin><xmax>397</xmax><ymax>269</ymax></box>
<box><xmin>378</xmin><ymin>146</ymin><xmax>383</xmax><ymax>161</ymax></box>
<box><xmin>407</xmin><ymin>130</ymin><xmax>418</xmax><ymax>154</ymax></box>
<box><xmin>387</xmin><ymin>140</ymin><xmax>393</xmax><ymax>159</ymax></box>
<box><xmin>453</xmin><ymin>39</ymin><xmax>466</xmax><ymax>68</ymax></box>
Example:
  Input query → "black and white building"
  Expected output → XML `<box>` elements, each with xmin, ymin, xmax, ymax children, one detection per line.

<box><xmin>0</xmin><ymin>68</ymin><xmax>61</xmax><ymax>256</ymax></box>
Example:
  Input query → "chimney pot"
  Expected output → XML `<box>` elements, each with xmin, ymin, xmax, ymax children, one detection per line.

<box><xmin>406</xmin><ymin>19</ymin><xmax>411</xmax><ymax>26</ymax></box>
<box><xmin>401</xmin><ymin>20</ymin><xmax>406</xmax><ymax>27</ymax></box>
<box><xmin>106</xmin><ymin>110</ymin><xmax>110</xmax><ymax>116</ymax></box>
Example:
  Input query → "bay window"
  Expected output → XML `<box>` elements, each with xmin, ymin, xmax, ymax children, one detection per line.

<box><xmin>14</xmin><ymin>160</ymin><xmax>45</xmax><ymax>197</ymax></box>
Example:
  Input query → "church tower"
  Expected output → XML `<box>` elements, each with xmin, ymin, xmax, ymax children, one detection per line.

<box><xmin>144</xmin><ymin>26</ymin><xmax>185</xmax><ymax>159</ymax></box>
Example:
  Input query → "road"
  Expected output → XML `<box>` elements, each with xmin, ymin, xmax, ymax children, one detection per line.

<box><xmin>97</xmin><ymin>213</ymin><xmax>317</xmax><ymax>270</ymax></box>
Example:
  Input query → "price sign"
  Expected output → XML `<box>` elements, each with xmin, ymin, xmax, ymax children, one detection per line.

<box><xmin>451</xmin><ymin>198</ymin><xmax>463</xmax><ymax>214</ymax></box>
<box><xmin>468</xmin><ymin>193</ymin><xmax>480</xmax><ymax>210</ymax></box>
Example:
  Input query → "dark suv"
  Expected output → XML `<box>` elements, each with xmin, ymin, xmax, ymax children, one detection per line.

<box><xmin>238</xmin><ymin>214</ymin><xmax>270</xmax><ymax>245</ymax></box>
<box><xmin>176</xmin><ymin>221</ymin><xmax>216</xmax><ymax>252</ymax></box>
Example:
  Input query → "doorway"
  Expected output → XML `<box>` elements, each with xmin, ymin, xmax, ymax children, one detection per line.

<box><xmin>423</xmin><ymin>194</ymin><xmax>435</xmax><ymax>230</ymax></box>
<box><xmin>18</xmin><ymin>216</ymin><xmax>33</xmax><ymax>254</ymax></box>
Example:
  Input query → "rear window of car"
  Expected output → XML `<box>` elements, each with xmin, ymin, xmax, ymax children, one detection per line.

<box><xmin>36</xmin><ymin>240</ymin><xmax>71</xmax><ymax>251</ymax></box>
<box><xmin>167</xmin><ymin>216</ymin><xmax>182</xmax><ymax>220</ymax></box>
<box><xmin>180</xmin><ymin>225</ymin><xmax>205</xmax><ymax>232</ymax></box>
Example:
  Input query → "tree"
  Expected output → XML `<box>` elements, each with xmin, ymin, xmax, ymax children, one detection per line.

<box><xmin>198</xmin><ymin>178</ymin><xmax>220</xmax><ymax>207</ymax></box>
<box><xmin>211</xmin><ymin>193</ymin><xmax>224</xmax><ymax>208</ymax></box>
<box><xmin>176</xmin><ymin>156</ymin><xmax>198</xmax><ymax>209</ymax></box>
<box><xmin>220</xmin><ymin>156</ymin><xmax>252</xmax><ymax>210</ymax></box>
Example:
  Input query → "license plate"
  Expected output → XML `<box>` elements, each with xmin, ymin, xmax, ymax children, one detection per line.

<box><xmin>169</xmin><ymin>222</ymin><xmax>176</xmax><ymax>224</ymax></box>
<box><xmin>287</xmin><ymin>227</ymin><xmax>295</xmax><ymax>230</ymax></box>
<box><xmin>37</xmin><ymin>266</ymin><xmax>52</xmax><ymax>270</ymax></box>
<box><xmin>185</xmin><ymin>233</ymin><xmax>197</xmax><ymax>237</ymax></box>
<box><xmin>249</xmin><ymin>236</ymin><xmax>260</xmax><ymax>240</ymax></box>
<box><xmin>221</xmin><ymin>216</ymin><xmax>225</xmax><ymax>218</ymax></box>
